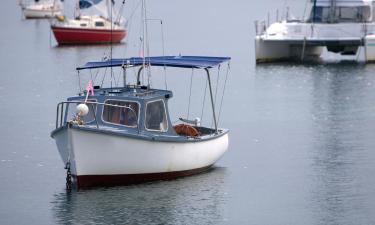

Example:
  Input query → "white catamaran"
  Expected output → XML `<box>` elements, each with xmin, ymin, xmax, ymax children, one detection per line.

<box><xmin>255</xmin><ymin>0</ymin><xmax>375</xmax><ymax>63</ymax></box>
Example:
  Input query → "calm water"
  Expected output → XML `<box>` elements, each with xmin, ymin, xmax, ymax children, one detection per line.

<box><xmin>1</xmin><ymin>0</ymin><xmax>375</xmax><ymax>224</ymax></box>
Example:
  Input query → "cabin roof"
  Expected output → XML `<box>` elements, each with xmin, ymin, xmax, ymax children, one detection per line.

<box><xmin>76</xmin><ymin>56</ymin><xmax>231</xmax><ymax>71</ymax></box>
<box><xmin>69</xmin><ymin>87</ymin><xmax>173</xmax><ymax>102</ymax></box>
<box><xmin>312</xmin><ymin>0</ymin><xmax>374</xmax><ymax>7</ymax></box>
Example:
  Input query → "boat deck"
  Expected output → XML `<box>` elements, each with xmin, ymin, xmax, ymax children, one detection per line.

<box><xmin>262</xmin><ymin>38</ymin><xmax>363</xmax><ymax>46</ymax></box>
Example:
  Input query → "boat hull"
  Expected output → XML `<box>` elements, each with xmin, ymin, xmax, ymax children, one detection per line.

<box><xmin>255</xmin><ymin>36</ymin><xmax>324</xmax><ymax>63</ymax></box>
<box><xmin>51</xmin><ymin>25</ymin><xmax>126</xmax><ymax>45</ymax></box>
<box><xmin>52</xmin><ymin>126</ymin><xmax>228</xmax><ymax>188</ymax></box>
<box><xmin>23</xmin><ymin>8</ymin><xmax>62</xmax><ymax>19</ymax></box>
<box><xmin>74</xmin><ymin>166</ymin><xmax>213</xmax><ymax>188</ymax></box>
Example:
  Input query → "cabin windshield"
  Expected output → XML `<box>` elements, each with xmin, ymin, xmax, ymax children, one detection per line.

<box><xmin>309</xmin><ymin>6</ymin><xmax>371</xmax><ymax>22</ymax></box>
<box><xmin>102</xmin><ymin>100</ymin><xmax>139</xmax><ymax>127</ymax></box>
<box><xmin>145</xmin><ymin>100</ymin><xmax>168</xmax><ymax>132</ymax></box>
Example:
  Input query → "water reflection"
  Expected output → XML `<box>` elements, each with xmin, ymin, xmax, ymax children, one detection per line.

<box><xmin>52</xmin><ymin>167</ymin><xmax>228</xmax><ymax>225</ymax></box>
<box><xmin>310</xmin><ymin>64</ymin><xmax>375</xmax><ymax>225</ymax></box>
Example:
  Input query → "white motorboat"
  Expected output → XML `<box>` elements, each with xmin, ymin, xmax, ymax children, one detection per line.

<box><xmin>51</xmin><ymin>56</ymin><xmax>231</xmax><ymax>189</ymax></box>
<box><xmin>21</xmin><ymin>0</ymin><xmax>62</xmax><ymax>19</ymax></box>
<box><xmin>255</xmin><ymin>0</ymin><xmax>375</xmax><ymax>63</ymax></box>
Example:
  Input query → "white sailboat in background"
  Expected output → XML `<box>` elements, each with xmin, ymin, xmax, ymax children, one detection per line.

<box><xmin>255</xmin><ymin>0</ymin><xmax>375</xmax><ymax>63</ymax></box>
<box><xmin>20</xmin><ymin>0</ymin><xmax>63</xmax><ymax>19</ymax></box>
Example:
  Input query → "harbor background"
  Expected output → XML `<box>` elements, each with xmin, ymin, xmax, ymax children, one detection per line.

<box><xmin>1</xmin><ymin>0</ymin><xmax>375</xmax><ymax>224</ymax></box>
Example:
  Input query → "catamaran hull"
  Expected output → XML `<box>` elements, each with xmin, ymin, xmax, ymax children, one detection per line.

<box><xmin>51</xmin><ymin>26</ymin><xmax>127</xmax><ymax>45</ymax></box>
<box><xmin>23</xmin><ymin>8</ymin><xmax>62</xmax><ymax>19</ymax></box>
<box><xmin>52</xmin><ymin>127</ymin><xmax>228</xmax><ymax>188</ymax></box>
<box><xmin>254</xmin><ymin>21</ymin><xmax>375</xmax><ymax>63</ymax></box>
<box><xmin>255</xmin><ymin>37</ymin><xmax>324</xmax><ymax>63</ymax></box>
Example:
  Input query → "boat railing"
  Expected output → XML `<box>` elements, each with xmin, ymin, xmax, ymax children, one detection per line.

<box><xmin>254</xmin><ymin>20</ymin><xmax>267</xmax><ymax>36</ymax></box>
<box><xmin>56</xmin><ymin>101</ymin><xmax>139</xmax><ymax>133</ymax></box>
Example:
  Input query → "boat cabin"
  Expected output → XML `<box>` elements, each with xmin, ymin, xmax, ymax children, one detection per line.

<box><xmin>308</xmin><ymin>0</ymin><xmax>375</xmax><ymax>23</ymax></box>
<box><xmin>54</xmin><ymin>56</ymin><xmax>231</xmax><ymax>141</ymax></box>
<box><xmin>63</xmin><ymin>87</ymin><xmax>182</xmax><ymax>136</ymax></box>
<box><xmin>57</xmin><ymin>85</ymin><xmax>220</xmax><ymax>139</ymax></box>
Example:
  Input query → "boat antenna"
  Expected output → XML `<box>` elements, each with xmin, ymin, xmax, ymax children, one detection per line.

<box><xmin>160</xmin><ymin>19</ymin><xmax>167</xmax><ymax>90</ymax></box>
<box><xmin>141</xmin><ymin>0</ymin><xmax>151</xmax><ymax>87</ymax></box>
<box><xmin>145</xmin><ymin>18</ymin><xmax>167</xmax><ymax>89</ymax></box>
<box><xmin>110</xmin><ymin>0</ymin><xmax>113</xmax><ymax>89</ymax></box>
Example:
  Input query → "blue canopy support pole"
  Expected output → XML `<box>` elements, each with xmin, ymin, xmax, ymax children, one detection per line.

<box><xmin>205</xmin><ymin>68</ymin><xmax>218</xmax><ymax>134</ymax></box>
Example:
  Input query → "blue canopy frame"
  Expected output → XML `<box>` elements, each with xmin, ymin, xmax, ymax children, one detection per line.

<box><xmin>76</xmin><ymin>55</ymin><xmax>231</xmax><ymax>134</ymax></box>
<box><xmin>76</xmin><ymin>56</ymin><xmax>231</xmax><ymax>71</ymax></box>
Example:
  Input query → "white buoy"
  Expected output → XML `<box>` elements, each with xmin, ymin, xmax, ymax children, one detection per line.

<box><xmin>76</xmin><ymin>104</ymin><xmax>89</xmax><ymax>116</ymax></box>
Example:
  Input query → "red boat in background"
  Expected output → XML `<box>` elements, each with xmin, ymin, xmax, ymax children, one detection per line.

<box><xmin>51</xmin><ymin>16</ymin><xmax>126</xmax><ymax>45</ymax></box>
<box><xmin>51</xmin><ymin>0</ymin><xmax>127</xmax><ymax>45</ymax></box>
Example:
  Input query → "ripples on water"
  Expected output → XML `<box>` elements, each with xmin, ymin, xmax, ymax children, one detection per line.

<box><xmin>1</xmin><ymin>0</ymin><xmax>375</xmax><ymax>224</ymax></box>
<box><xmin>52</xmin><ymin>167</ymin><xmax>229</xmax><ymax>225</ymax></box>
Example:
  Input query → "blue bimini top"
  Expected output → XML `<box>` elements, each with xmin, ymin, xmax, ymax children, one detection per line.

<box><xmin>76</xmin><ymin>56</ymin><xmax>231</xmax><ymax>70</ymax></box>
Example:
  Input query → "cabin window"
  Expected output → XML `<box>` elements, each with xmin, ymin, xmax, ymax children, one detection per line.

<box><xmin>310</xmin><ymin>6</ymin><xmax>371</xmax><ymax>22</ymax></box>
<box><xmin>337</xmin><ymin>6</ymin><xmax>370</xmax><ymax>22</ymax></box>
<box><xmin>145</xmin><ymin>100</ymin><xmax>168</xmax><ymax>132</ymax></box>
<box><xmin>102</xmin><ymin>100</ymin><xmax>139</xmax><ymax>127</ymax></box>
<box><xmin>95</xmin><ymin>21</ymin><xmax>105</xmax><ymax>27</ymax></box>
<box><xmin>80</xmin><ymin>23</ymin><xmax>87</xmax><ymax>27</ymax></box>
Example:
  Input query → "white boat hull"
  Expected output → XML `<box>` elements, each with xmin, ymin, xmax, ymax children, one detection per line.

<box><xmin>255</xmin><ymin>36</ymin><xmax>323</xmax><ymax>63</ymax></box>
<box><xmin>255</xmin><ymin>22</ymin><xmax>375</xmax><ymax>63</ymax></box>
<box><xmin>23</xmin><ymin>7</ymin><xmax>62</xmax><ymax>18</ymax></box>
<box><xmin>52</xmin><ymin>127</ymin><xmax>228</xmax><ymax>187</ymax></box>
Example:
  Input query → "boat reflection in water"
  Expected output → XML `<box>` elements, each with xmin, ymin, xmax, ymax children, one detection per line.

<box><xmin>51</xmin><ymin>167</ymin><xmax>229</xmax><ymax>225</ymax></box>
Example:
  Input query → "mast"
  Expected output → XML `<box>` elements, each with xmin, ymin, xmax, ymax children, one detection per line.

<box><xmin>106</xmin><ymin>0</ymin><xmax>111</xmax><ymax>21</ymax></box>
<box><xmin>74</xmin><ymin>0</ymin><xmax>80</xmax><ymax>19</ymax></box>
<box><xmin>141</xmin><ymin>0</ymin><xmax>150</xmax><ymax>86</ymax></box>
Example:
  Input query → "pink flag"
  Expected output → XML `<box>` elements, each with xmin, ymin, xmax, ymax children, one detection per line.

<box><xmin>86</xmin><ymin>80</ymin><xmax>94</xmax><ymax>96</ymax></box>
<box><xmin>85</xmin><ymin>80</ymin><xmax>94</xmax><ymax>103</ymax></box>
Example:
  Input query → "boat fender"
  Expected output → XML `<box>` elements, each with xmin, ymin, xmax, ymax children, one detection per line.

<box><xmin>68</xmin><ymin>104</ymin><xmax>88</xmax><ymax>126</ymax></box>
<box><xmin>56</xmin><ymin>15</ymin><xmax>65</xmax><ymax>22</ymax></box>
<box><xmin>174</xmin><ymin>124</ymin><xmax>200</xmax><ymax>137</ymax></box>
<box><xmin>76</xmin><ymin>104</ymin><xmax>89</xmax><ymax>116</ymax></box>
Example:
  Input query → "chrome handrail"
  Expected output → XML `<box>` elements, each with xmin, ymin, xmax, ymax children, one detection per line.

<box><xmin>55</xmin><ymin>101</ymin><xmax>139</xmax><ymax>133</ymax></box>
